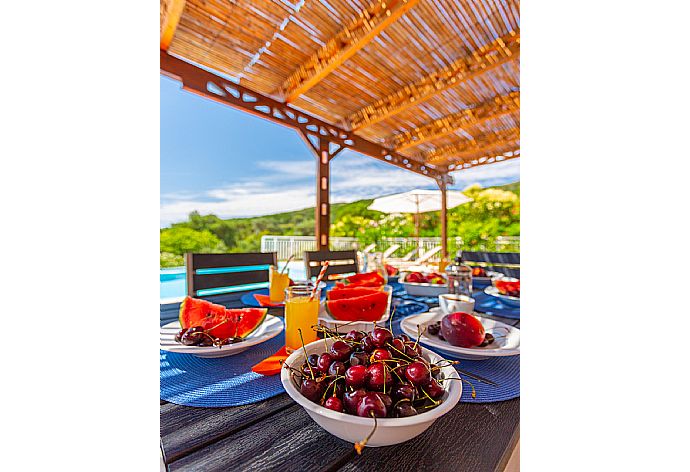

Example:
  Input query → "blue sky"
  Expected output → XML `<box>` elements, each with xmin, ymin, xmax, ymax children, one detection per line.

<box><xmin>161</xmin><ymin>76</ymin><xmax>519</xmax><ymax>227</ymax></box>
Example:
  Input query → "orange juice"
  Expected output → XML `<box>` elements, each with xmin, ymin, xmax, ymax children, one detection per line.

<box><xmin>269</xmin><ymin>265</ymin><xmax>291</xmax><ymax>303</ymax></box>
<box><xmin>284</xmin><ymin>286</ymin><xmax>320</xmax><ymax>353</ymax></box>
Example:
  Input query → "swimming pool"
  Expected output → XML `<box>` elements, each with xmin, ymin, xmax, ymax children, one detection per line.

<box><xmin>160</xmin><ymin>261</ymin><xmax>307</xmax><ymax>302</ymax></box>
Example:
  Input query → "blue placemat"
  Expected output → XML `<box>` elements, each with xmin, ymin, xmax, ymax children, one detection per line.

<box><xmin>473</xmin><ymin>291</ymin><xmax>520</xmax><ymax>319</ymax></box>
<box><xmin>160</xmin><ymin>333</ymin><xmax>286</xmax><ymax>407</ymax></box>
<box><xmin>391</xmin><ymin>298</ymin><xmax>429</xmax><ymax>317</ymax></box>
<box><xmin>240</xmin><ymin>289</ymin><xmax>280</xmax><ymax>308</ymax></box>
<box><xmin>453</xmin><ymin>356</ymin><xmax>519</xmax><ymax>403</ymax></box>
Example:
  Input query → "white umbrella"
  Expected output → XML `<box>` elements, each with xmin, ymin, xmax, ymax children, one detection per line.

<box><xmin>368</xmin><ymin>189</ymin><xmax>472</xmax><ymax>254</ymax></box>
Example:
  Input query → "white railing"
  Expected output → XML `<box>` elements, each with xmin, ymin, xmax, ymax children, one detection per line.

<box><xmin>495</xmin><ymin>236</ymin><xmax>520</xmax><ymax>252</ymax></box>
<box><xmin>261</xmin><ymin>235</ymin><xmax>467</xmax><ymax>261</ymax></box>
<box><xmin>260</xmin><ymin>236</ymin><xmax>359</xmax><ymax>260</ymax></box>
<box><xmin>261</xmin><ymin>235</ymin><xmax>519</xmax><ymax>260</ymax></box>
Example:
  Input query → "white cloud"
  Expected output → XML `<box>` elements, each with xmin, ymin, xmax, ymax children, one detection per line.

<box><xmin>160</xmin><ymin>155</ymin><xmax>520</xmax><ymax>227</ymax></box>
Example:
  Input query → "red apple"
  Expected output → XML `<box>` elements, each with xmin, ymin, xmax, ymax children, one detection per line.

<box><xmin>440</xmin><ymin>312</ymin><xmax>486</xmax><ymax>348</ymax></box>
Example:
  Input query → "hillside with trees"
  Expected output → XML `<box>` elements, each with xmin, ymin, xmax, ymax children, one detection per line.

<box><xmin>160</xmin><ymin>182</ymin><xmax>520</xmax><ymax>267</ymax></box>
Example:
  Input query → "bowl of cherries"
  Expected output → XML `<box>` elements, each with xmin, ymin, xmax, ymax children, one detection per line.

<box><xmin>280</xmin><ymin>326</ymin><xmax>462</xmax><ymax>449</ymax></box>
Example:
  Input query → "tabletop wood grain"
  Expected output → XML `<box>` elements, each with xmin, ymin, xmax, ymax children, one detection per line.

<box><xmin>160</xmin><ymin>289</ymin><xmax>520</xmax><ymax>471</ymax></box>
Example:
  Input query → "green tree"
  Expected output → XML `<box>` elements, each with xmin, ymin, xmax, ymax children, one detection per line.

<box><xmin>160</xmin><ymin>227</ymin><xmax>227</xmax><ymax>256</ymax></box>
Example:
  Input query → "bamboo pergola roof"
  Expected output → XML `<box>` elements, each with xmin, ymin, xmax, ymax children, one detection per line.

<box><xmin>160</xmin><ymin>0</ymin><xmax>520</xmax><ymax>176</ymax></box>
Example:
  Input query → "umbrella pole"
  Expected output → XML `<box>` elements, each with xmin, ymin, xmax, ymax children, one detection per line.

<box><xmin>415</xmin><ymin>195</ymin><xmax>422</xmax><ymax>258</ymax></box>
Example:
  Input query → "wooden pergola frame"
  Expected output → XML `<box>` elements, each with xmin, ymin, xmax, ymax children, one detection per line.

<box><xmin>161</xmin><ymin>51</ymin><xmax>454</xmax><ymax>254</ymax></box>
<box><xmin>160</xmin><ymin>0</ymin><xmax>519</xmax><ymax>261</ymax></box>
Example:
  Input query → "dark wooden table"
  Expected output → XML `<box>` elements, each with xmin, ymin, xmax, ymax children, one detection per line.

<box><xmin>160</xmin><ymin>291</ymin><xmax>520</xmax><ymax>471</ymax></box>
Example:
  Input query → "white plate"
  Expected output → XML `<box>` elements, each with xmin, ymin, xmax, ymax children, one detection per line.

<box><xmin>484</xmin><ymin>286</ymin><xmax>520</xmax><ymax>306</ymax></box>
<box><xmin>400</xmin><ymin>308</ymin><xmax>520</xmax><ymax>360</ymax></box>
<box><xmin>160</xmin><ymin>315</ymin><xmax>283</xmax><ymax>358</ymax></box>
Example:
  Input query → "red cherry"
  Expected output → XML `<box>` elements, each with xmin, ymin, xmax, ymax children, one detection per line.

<box><xmin>356</xmin><ymin>392</ymin><xmax>387</xmax><ymax>418</ymax></box>
<box><xmin>323</xmin><ymin>396</ymin><xmax>344</xmax><ymax>412</ymax></box>
<box><xmin>343</xmin><ymin>388</ymin><xmax>367</xmax><ymax>414</ymax></box>
<box><xmin>361</xmin><ymin>336</ymin><xmax>376</xmax><ymax>353</ymax></box>
<box><xmin>404</xmin><ymin>341</ymin><xmax>422</xmax><ymax>358</ymax></box>
<box><xmin>328</xmin><ymin>361</ymin><xmax>346</xmax><ymax>377</ymax></box>
<box><xmin>404</xmin><ymin>361</ymin><xmax>431</xmax><ymax>386</ymax></box>
<box><xmin>316</xmin><ymin>353</ymin><xmax>334</xmax><ymax>373</ymax></box>
<box><xmin>370</xmin><ymin>328</ymin><xmax>393</xmax><ymax>348</ymax></box>
<box><xmin>392</xmin><ymin>382</ymin><xmax>416</xmax><ymax>401</ymax></box>
<box><xmin>371</xmin><ymin>348</ymin><xmax>392</xmax><ymax>362</ymax></box>
<box><xmin>366</xmin><ymin>363</ymin><xmax>393</xmax><ymax>391</ymax></box>
<box><xmin>330</xmin><ymin>340</ymin><xmax>353</xmax><ymax>361</ymax></box>
<box><xmin>425</xmin><ymin>378</ymin><xmax>445</xmax><ymax>399</ymax></box>
<box><xmin>389</xmin><ymin>338</ymin><xmax>405</xmax><ymax>354</ymax></box>
<box><xmin>300</xmin><ymin>378</ymin><xmax>325</xmax><ymax>403</ymax></box>
<box><xmin>344</xmin><ymin>330</ymin><xmax>365</xmax><ymax>343</ymax></box>
<box><xmin>345</xmin><ymin>365</ymin><xmax>367</xmax><ymax>388</ymax></box>
<box><xmin>440</xmin><ymin>312</ymin><xmax>485</xmax><ymax>347</ymax></box>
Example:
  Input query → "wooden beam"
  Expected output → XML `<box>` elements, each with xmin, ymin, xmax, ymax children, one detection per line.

<box><xmin>160</xmin><ymin>0</ymin><xmax>186</xmax><ymax>51</ymax></box>
<box><xmin>348</xmin><ymin>30</ymin><xmax>520</xmax><ymax>130</ymax></box>
<box><xmin>279</xmin><ymin>0</ymin><xmax>419</xmax><ymax>102</ymax></box>
<box><xmin>445</xmin><ymin>146</ymin><xmax>520</xmax><ymax>172</ymax></box>
<box><xmin>389</xmin><ymin>91</ymin><xmax>519</xmax><ymax>151</ymax></box>
<box><xmin>160</xmin><ymin>51</ymin><xmax>453</xmax><ymax>185</ymax></box>
<box><xmin>424</xmin><ymin>129</ymin><xmax>520</xmax><ymax>165</ymax></box>
<box><xmin>445</xmin><ymin>141</ymin><xmax>520</xmax><ymax>169</ymax></box>
<box><xmin>314</xmin><ymin>145</ymin><xmax>331</xmax><ymax>250</ymax></box>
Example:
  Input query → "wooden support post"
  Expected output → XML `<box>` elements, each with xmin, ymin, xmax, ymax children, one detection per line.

<box><xmin>315</xmin><ymin>143</ymin><xmax>330</xmax><ymax>251</ymax></box>
<box><xmin>438</xmin><ymin>180</ymin><xmax>448</xmax><ymax>261</ymax></box>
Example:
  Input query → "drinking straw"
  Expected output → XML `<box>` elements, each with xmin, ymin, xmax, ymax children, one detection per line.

<box><xmin>310</xmin><ymin>261</ymin><xmax>330</xmax><ymax>300</ymax></box>
<box><xmin>279</xmin><ymin>254</ymin><xmax>295</xmax><ymax>275</ymax></box>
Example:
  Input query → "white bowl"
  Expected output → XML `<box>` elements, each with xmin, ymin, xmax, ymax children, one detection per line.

<box><xmin>280</xmin><ymin>337</ymin><xmax>462</xmax><ymax>447</ymax></box>
<box><xmin>401</xmin><ymin>281</ymin><xmax>448</xmax><ymax>297</ymax></box>
<box><xmin>318</xmin><ymin>285</ymin><xmax>393</xmax><ymax>333</ymax></box>
<box><xmin>438</xmin><ymin>293</ymin><xmax>475</xmax><ymax>314</ymax></box>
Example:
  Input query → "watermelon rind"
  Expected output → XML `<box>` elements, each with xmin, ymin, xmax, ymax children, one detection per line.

<box><xmin>234</xmin><ymin>308</ymin><xmax>268</xmax><ymax>338</ymax></box>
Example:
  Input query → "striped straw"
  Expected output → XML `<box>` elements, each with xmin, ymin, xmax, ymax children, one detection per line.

<box><xmin>310</xmin><ymin>261</ymin><xmax>330</xmax><ymax>300</ymax></box>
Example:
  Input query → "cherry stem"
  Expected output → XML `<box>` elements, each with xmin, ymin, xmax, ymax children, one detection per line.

<box><xmin>297</xmin><ymin>329</ymin><xmax>315</xmax><ymax>380</ymax></box>
<box><xmin>321</xmin><ymin>375</ymin><xmax>345</xmax><ymax>402</ymax></box>
<box><xmin>354</xmin><ymin>413</ymin><xmax>378</xmax><ymax>454</ymax></box>
<box><xmin>388</xmin><ymin>305</ymin><xmax>396</xmax><ymax>335</ymax></box>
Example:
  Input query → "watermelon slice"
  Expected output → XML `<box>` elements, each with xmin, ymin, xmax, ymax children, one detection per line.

<box><xmin>179</xmin><ymin>297</ymin><xmax>268</xmax><ymax>339</ymax></box>
<box><xmin>200</xmin><ymin>308</ymin><xmax>268</xmax><ymax>339</ymax></box>
<box><xmin>327</xmin><ymin>287</ymin><xmax>382</xmax><ymax>301</ymax></box>
<box><xmin>345</xmin><ymin>271</ymin><xmax>385</xmax><ymax>286</ymax></box>
<box><xmin>178</xmin><ymin>296</ymin><xmax>226</xmax><ymax>329</ymax></box>
<box><xmin>325</xmin><ymin>291</ymin><xmax>390</xmax><ymax>322</ymax></box>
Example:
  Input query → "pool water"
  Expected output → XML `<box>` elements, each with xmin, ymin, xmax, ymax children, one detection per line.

<box><xmin>160</xmin><ymin>261</ymin><xmax>307</xmax><ymax>302</ymax></box>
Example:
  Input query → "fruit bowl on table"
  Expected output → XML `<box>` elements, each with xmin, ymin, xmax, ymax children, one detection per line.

<box><xmin>400</xmin><ymin>272</ymin><xmax>448</xmax><ymax>297</ymax></box>
<box><xmin>401</xmin><ymin>308</ymin><xmax>520</xmax><ymax>360</ymax></box>
<box><xmin>484</xmin><ymin>286</ymin><xmax>520</xmax><ymax>307</ymax></box>
<box><xmin>319</xmin><ymin>285</ymin><xmax>393</xmax><ymax>333</ymax></box>
<box><xmin>160</xmin><ymin>315</ymin><xmax>283</xmax><ymax>358</ymax></box>
<box><xmin>280</xmin><ymin>337</ymin><xmax>462</xmax><ymax>447</ymax></box>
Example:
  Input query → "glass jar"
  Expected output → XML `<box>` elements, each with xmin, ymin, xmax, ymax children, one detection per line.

<box><xmin>445</xmin><ymin>251</ymin><xmax>473</xmax><ymax>297</ymax></box>
<box><xmin>362</xmin><ymin>252</ymin><xmax>388</xmax><ymax>284</ymax></box>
